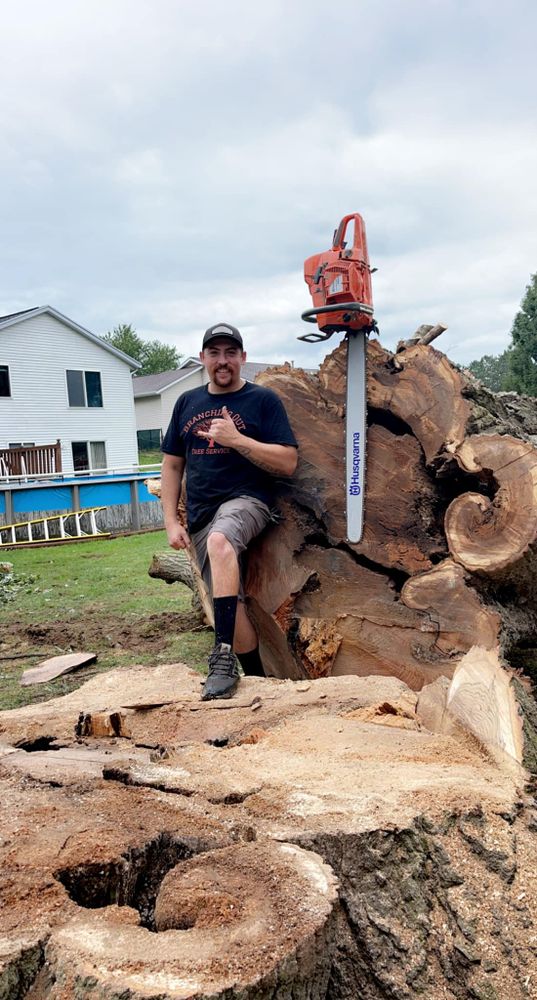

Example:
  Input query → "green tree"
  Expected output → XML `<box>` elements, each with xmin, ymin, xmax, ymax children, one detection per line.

<box><xmin>466</xmin><ymin>350</ymin><xmax>510</xmax><ymax>392</ymax></box>
<box><xmin>505</xmin><ymin>273</ymin><xmax>537</xmax><ymax>396</ymax></box>
<box><xmin>103</xmin><ymin>323</ymin><xmax>181</xmax><ymax>376</ymax></box>
<box><xmin>142</xmin><ymin>340</ymin><xmax>182</xmax><ymax>376</ymax></box>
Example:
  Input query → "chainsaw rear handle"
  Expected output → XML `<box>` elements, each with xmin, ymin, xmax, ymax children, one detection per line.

<box><xmin>332</xmin><ymin>213</ymin><xmax>368</xmax><ymax>254</ymax></box>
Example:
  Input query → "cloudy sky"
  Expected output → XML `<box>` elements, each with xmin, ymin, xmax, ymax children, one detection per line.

<box><xmin>2</xmin><ymin>0</ymin><xmax>536</xmax><ymax>368</ymax></box>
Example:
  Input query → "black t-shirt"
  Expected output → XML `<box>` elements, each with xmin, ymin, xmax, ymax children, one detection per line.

<box><xmin>161</xmin><ymin>381</ymin><xmax>298</xmax><ymax>532</ymax></box>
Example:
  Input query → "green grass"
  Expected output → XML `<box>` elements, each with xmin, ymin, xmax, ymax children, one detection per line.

<box><xmin>138</xmin><ymin>448</ymin><xmax>162</xmax><ymax>468</ymax></box>
<box><xmin>0</xmin><ymin>531</ymin><xmax>213</xmax><ymax>710</ymax></box>
<box><xmin>2</xmin><ymin>532</ymin><xmax>178</xmax><ymax>621</ymax></box>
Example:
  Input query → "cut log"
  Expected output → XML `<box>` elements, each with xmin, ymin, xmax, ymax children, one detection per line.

<box><xmin>445</xmin><ymin>433</ymin><xmax>537</xmax><ymax>583</ymax></box>
<box><xmin>147</xmin><ymin>336</ymin><xmax>537</xmax><ymax>765</ymax></box>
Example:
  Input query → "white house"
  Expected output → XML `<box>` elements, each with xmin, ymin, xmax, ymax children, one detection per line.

<box><xmin>134</xmin><ymin>358</ymin><xmax>282</xmax><ymax>447</ymax></box>
<box><xmin>0</xmin><ymin>306</ymin><xmax>140</xmax><ymax>475</ymax></box>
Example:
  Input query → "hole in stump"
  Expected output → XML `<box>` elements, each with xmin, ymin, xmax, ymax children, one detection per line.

<box><xmin>54</xmin><ymin>832</ymin><xmax>200</xmax><ymax>931</ymax></box>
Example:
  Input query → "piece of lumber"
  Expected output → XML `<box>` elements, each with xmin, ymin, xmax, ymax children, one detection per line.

<box><xmin>20</xmin><ymin>652</ymin><xmax>97</xmax><ymax>687</ymax></box>
<box><xmin>75</xmin><ymin>710</ymin><xmax>133</xmax><ymax>739</ymax></box>
<box><xmin>446</xmin><ymin>646</ymin><xmax>524</xmax><ymax>764</ymax></box>
<box><xmin>396</xmin><ymin>323</ymin><xmax>447</xmax><ymax>352</ymax></box>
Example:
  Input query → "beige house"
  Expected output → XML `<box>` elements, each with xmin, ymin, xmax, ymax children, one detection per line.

<box><xmin>133</xmin><ymin>358</ymin><xmax>282</xmax><ymax>449</ymax></box>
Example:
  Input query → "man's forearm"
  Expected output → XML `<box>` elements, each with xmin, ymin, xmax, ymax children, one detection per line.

<box><xmin>233</xmin><ymin>438</ymin><xmax>297</xmax><ymax>477</ymax></box>
<box><xmin>160</xmin><ymin>457</ymin><xmax>184</xmax><ymax>526</ymax></box>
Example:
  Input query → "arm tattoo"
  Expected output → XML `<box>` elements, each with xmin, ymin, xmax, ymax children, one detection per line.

<box><xmin>235</xmin><ymin>443</ymin><xmax>283</xmax><ymax>475</ymax></box>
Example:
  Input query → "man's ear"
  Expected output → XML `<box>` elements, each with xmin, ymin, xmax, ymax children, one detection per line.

<box><xmin>199</xmin><ymin>351</ymin><xmax>205</xmax><ymax>363</ymax></box>
<box><xmin>241</xmin><ymin>351</ymin><xmax>247</xmax><ymax>362</ymax></box>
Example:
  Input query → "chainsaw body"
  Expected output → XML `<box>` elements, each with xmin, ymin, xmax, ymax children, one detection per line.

<box><xmin>300</xmin><ymin>213</ymin><xmax>376</xmax><ymax>342</ymax></box>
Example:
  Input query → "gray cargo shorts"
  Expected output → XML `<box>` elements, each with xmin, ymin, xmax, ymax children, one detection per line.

<box><xmin>190</xmin><ymin>495</ymin><xmax>272</xmax><ymax>601</ymax></box>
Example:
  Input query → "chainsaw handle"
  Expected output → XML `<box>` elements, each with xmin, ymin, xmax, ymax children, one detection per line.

<box><xmin>297</xmin><ymin>329</ymin><xmax>334</xmax><ymax>343</ymax></box>
<box><xmin>332</xmin><ymin>213</ymin><xmax>368</xmax><ymax>254</ymax></box>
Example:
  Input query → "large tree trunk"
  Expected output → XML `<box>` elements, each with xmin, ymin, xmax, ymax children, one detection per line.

<box><xmin>148</xmin><ymin>336</ymin><xmax>537</xmax><ymax>769</ymax></box>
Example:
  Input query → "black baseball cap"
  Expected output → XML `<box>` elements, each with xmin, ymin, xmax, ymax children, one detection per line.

<box><xmin>202</xmin><ymin>322</ymin><xmax>243</xmax><ymax>349</ymax></box>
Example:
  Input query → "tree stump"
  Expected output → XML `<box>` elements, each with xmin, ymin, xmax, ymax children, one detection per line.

<box><xmin>1</xmin><ymin>664</ymin><xmax>537</xmax><ymax>998</ymax></box>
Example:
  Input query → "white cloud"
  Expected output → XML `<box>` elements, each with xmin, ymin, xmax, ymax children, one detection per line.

<box><xmin>1</xmin><ymin>0</ymin><xmax>536</xmax><ymax>371</ymax></box>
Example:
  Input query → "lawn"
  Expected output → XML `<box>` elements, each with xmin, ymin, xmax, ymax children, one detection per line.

<box><xmin>0</xmin><ymin>531</ymin><xmax>213</xmax><ymax>710</ymax></box>
<box><xmin>138</xmin><ymin>448</ymin><xmax>162</xmax><ymax>468</ymax></box>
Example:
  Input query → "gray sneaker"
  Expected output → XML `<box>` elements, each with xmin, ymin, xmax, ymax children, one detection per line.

<box><xmin>201</xmin><ymin>642</ymin><xmax>240</xmax><ymax>701</ymax></box>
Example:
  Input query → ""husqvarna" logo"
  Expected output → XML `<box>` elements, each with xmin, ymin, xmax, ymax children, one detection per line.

<box><xmin>349</xmin><ymin>431</ymin><xmax>361</xmax><ymax>495</ymax></box>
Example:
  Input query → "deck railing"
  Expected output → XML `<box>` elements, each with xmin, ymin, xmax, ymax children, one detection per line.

<box><xmin>0</xmin><ymin>460</ymin><xmax>162</xmax><ymax>484</ymax></box>
<box><xmin>0</xmin><ymin>440</ymin><xmax>62</xmax><ymax>477</ymax></box>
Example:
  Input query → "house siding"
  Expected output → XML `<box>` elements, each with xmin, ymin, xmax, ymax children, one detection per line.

<box><xmin>160</xmin><ymin>368</ymin><xmax>207</xmax><ymax>433</ymax></box>
<box><xmin>134</xmin><ymin>394</ymin><xmax>163</xmax><ymax>432</ymax></box>
<box><xmin>0</xmin><ymin>313</ymin><xmax>138</xmax><ymax>472</ymax></box>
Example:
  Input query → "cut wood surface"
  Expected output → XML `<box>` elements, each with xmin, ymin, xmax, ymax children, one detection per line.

<box><xmin>446</xmin><ymin>646</ymin><xmax>525</xmax><ymax>763</ymax></box>
<box><xmin>446</xmin><ymin>433</ymin><xmax>537</xmax><ymax>576</ymax></box>
<box><xmin>1</xmin><ymin>663</ymin><xmax>537</xmax><ymax>999</ymax></box>
<box><xmin>20</xmin><ymin>651</ymin><xmax>97</xmax><ymax>686</ymax></box>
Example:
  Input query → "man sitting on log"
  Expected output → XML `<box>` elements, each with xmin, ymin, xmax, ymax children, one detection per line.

<box><xmin>161</xmin><ymin>323</ymin><xmax>298</xmax><ymax>700</ymax></box>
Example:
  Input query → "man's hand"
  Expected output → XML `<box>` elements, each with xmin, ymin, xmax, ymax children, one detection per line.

<box><xmin>166</xmin><ymin>521</ymin><xmax>190</xmax><ymax>550</ymax></box>
<box><xmin>198</xmin><ymin>406</ymin><xmax>241</xmax><ymax>448</ymax></box>
<box><xmin>196</xmin><ymin>405</ymin><xmax>297</xmax><ymax>477</ymax></box>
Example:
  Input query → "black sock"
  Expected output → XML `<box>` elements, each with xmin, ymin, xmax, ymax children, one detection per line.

<box><xmin>237</xmin><ymin>646</ymin><xmax>265</xmax><ymax>677</ymax></box>
<box><xmin>213</xmin><ymin>595</ymin><xmax>238</xmax><ymax>648</ymax></box>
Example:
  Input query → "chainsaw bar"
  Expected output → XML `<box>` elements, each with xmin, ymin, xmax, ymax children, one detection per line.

<box><xmin>345</xmin><ymin>331</ymin><xmax>367</xmax><ymax>543</ymax></box>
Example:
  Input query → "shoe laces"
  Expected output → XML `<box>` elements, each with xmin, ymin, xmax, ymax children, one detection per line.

<box><xmin>208</xmin><ymin>643</ymin><xmax>237</xmax><ymax>677</ymax></box>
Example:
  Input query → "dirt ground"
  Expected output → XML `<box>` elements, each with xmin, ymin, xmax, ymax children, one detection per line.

<box><xmin>1</xmin><ymin>663</ymin><xmax>537</xmax><ymax>999</ymax></box>
<box><xmin>0</xmin><ymin>609</ymin><xmax>204</xmax><ymax>656</ymax></box>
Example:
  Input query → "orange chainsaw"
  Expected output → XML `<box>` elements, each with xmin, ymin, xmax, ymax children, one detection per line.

<box><xmin>298</xmin><ymin>213</ymin><xmax>378</xmax><ymax>543</ymax></box>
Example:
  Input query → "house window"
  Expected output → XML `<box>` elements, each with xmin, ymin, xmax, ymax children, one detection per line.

<box><xmin>72</xmin><ymin>441</ymin><xmax>107</xmax><ymax>472</ymax></box>
<box><xmin>66</xmin><ymin>370</ymin><xmax>103</xmax><ymax>407</ymax></box>
<box><xmin>137</xmin><ymin>428</ymin><xmax>162</xmax><ymax>450</ymax></box>
<box><xmin>0</xmin><ymin>365</ymin><xmax>11</xmax><ymax>397</ymax></box>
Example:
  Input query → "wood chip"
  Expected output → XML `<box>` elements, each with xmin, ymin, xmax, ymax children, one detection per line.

<box><xmin>20</xmin><ymin>652</ymin><xmax>97</xmax><ymax>686</ymax></box>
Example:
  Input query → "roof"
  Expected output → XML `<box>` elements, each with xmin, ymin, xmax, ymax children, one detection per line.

<box><xmin>133</xmin><ymin>366</ymin><xmax>202</xmax><ymax>397</ymax></box>
<box><xmin>0</xmin><ymin>306</ymin><xmax>141</xmax><ymax>370</ymax></box>
<box><xmin>0</xmin><ymin>307</ymin><xmax>40</xmax><ymax>324</ymax></box>
<box><xmin>132</xmin><ymin>359</ymin><xmax>304</xmax><ymax>399</ymax></box>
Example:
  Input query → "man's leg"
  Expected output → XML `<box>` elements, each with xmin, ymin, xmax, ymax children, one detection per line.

<box><xmin>201</xmin><ymin>530</ymin><xmax>241</xmax><ymax>700</ymax></box>
<box><xmin>206</xmin><ymin>531</ymin><xmax>264</xmax><ymax>673</ymax></box>
<box><xmin>193</xmin><ymin>498</ymin><xmax>271</xmax><ymax>698</ymax></box>
<box><xmin>234</xmin><ymin>604</ymin><xmax>265</xmax><ymax>676</ymax></box>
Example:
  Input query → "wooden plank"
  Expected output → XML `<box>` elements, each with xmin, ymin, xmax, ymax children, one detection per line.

<box><xmin>20</xmin><ymin>652</ymin><xmax>97</xmax><ymax>686</ymax></box>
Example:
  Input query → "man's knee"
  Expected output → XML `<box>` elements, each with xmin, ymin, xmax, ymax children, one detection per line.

<box><xmin>207</xmin><ymin>530</ymin><xmax>236</xmax><ymax>563</ymax></box>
